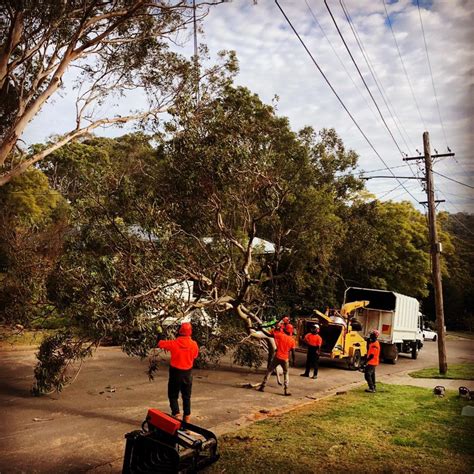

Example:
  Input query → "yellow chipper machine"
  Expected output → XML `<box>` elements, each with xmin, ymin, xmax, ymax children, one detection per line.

<box><xmin>295</xmin><ymin>301</ymin><xmax>369</xmax><ymax>370</ymax></box>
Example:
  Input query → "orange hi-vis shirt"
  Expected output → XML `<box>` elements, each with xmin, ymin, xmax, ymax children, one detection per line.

<box><xmin>304</xmin><ymin>333</ymin><xmax>322</xmax><ymax>347</ymax></box>
<box><xmin>367</xmin><ymin>340</ymin><xmax>381</xmax><ymax>366</ymax></box>
<box><xmin>158</xmin><ymin>336</ymin><xmax>199</xmax><ymax>370</ymax></box>
<box><xmin>274</xmin><ymin>331</ymin><xmax>296</xmax><ymax>361</ymax></box>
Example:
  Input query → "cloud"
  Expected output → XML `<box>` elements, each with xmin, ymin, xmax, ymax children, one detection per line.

<box><xmin>23</xmin><ymin>0</ymin><xmax>473</xmax><ymax>212</ymax></box>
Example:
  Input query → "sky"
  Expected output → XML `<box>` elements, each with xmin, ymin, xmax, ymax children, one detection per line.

<box><xmin>24</xmin><ymin>0</ymin><xmax>474</xmax><ymax>213</ymax></box>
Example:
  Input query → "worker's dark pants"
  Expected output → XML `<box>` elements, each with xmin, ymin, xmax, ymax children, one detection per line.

<box><xmin>303</xmin><ymin>346</ymin><xmax>320</xmax><ymax>377</ymax></box>
<box><xmin>168</xmin><ymin>367</ymin><xmax>193</xmax><ymax>416</ymax></box>
<box><xmin>261</xmin><ymin>357</ymin><xmax>289</xmax><ymax>390</ymax></box>
<box><xmin>364</xmin><ymin>364</ymin><xmax>376</xmax><ymax>390</ymax></box>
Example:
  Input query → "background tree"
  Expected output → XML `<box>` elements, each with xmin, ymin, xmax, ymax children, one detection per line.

<box><xmin>0</xmin><ymin>168</ymin><xmax>68</xmax><ymax>326</ymax></box>
<box><xmin>423</xmin><ymin>212</ymin><xmax>473</xmax><ymax>330</ymax></box>
<box><xmin>0</xmin><ymin>0</ymin><xmax>225</xmax><ymax>186</ymax></box>
<box><xmin>334</xmin><ymin>200</ymin><xmax>433</xmax><ymax>300</ymax></box>
<box><xmin>270</xmin><ymin>126</ymin><xmax>364</xmax><ymax>312</ymax></box>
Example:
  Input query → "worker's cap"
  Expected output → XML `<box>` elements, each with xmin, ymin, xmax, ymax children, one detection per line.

<box><xmin>282</xmin><ymin>316</ymin><xmax>290</xmax><ymax>324</ymax></box>
<box><xmin>369</xmin><ymin>329</ymin><xmax>379</xmax><ymax>338</ymax></box>
<box><xmin>179</xmin><ymin>322</ymin><xmax>192</xmax><ymax>336</ymax></box>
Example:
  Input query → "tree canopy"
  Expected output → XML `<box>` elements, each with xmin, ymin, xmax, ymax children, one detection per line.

<box><xmin>0</xmin><ymin>76</ymin><xmax>471</xmax><ymax>394</ymax></box>
<box><xmin>0</xmin><ymin>0</ymin><xmax>226</xmax><ymax>186</ymax></box>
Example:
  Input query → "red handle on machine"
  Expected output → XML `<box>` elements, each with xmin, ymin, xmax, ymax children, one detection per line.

<box><xmin>145</xmin><ymin>408</ymin><xmax>181</xmax><ymax>435</ymax></box>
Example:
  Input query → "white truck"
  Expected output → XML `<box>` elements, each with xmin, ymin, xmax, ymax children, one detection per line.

<box><xmin>344</xmin><ymin>287</ymin><xmax>423</xmax><ymax>364</ymax></box>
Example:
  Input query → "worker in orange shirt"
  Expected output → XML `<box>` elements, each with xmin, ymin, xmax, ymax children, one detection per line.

<box><xmin>280</xmin><ymin>316</ymin><xmax>296</xmax><ymax>366</ymax></box>
<box><xmin>300</xmin><ymin>323</ymin><xmax>322</xmax><ymax>379</ymax></box>
<box><xmin>258</xmin><ymin>323</ymin><xmax>296</xmax><ymax>396</ymax></box>
<box><xmin>361</xmin><ymin>329</ymin><xmax>380</xmax><ymax>393</ymax></box>
<box><xmin>157</xmin><ymin>322</ymin><xmax>199</xmax><ymax>422</ymax></box>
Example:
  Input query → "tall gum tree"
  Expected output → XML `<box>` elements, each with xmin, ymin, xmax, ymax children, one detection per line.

<box><xmin>0</xmin><ymin>0</ymin><xmax>226</xmax><ymax>186</ymax></box>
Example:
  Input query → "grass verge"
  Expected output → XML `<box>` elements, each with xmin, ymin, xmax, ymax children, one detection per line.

<box><xmin>0</xmin><ymin>327</ymin><xmax>54</xmax><ymax>348</ymax></box>
<box><xmin>205</xmin><ymin>384</ymin><xmax>473</xmax><ymax>473</ymax></box>
<box><xmin>446</xmin><ymin>331</ymin><xmax>474</xmax><ymax>341</ymax></box>
<box><xmin>409</xmin><ymin>362</ymin><xmax>474</xmax><ymax>380</ymax></box>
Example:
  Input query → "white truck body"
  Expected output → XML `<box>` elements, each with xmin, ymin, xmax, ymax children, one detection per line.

<box><xmin>344</xmin><ymin>287</ymin><xmax>423</xmax><ymax>362</ymax></box>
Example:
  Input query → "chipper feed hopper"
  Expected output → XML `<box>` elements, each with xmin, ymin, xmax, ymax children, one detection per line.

<box><xmin>296</xmin><ymin>300</ymin><xmax>369</xmax><ymax>370</ymax></box>
<box><xmin>122</xmin><ymin>409</ymin><xmax>219</xmax><ymax>473</ymax></box>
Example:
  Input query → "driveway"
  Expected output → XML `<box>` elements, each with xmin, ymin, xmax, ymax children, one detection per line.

<box><xmin>0</xmin><ymin>338</ymin><xmax>472</xmax><ymax>472</ymax></box>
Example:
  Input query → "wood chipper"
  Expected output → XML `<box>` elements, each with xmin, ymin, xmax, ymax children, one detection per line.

<box><xmin>295</xmin><ymin>301</ymin><xmax>369</xmax><ymax>370</ymax></box>
<box><xmin>122</xmin><ymin>409</ymin><xmax>219</xmax><ymax>473</ymax></box>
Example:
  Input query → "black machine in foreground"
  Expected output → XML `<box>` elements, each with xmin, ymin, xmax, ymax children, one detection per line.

<box><xmin>122</xmin><ymin>409</ymin><xmax>219</xmax><ymax>473</ymax></box>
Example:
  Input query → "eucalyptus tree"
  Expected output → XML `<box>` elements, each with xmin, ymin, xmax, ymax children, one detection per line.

<box><xmin>26</xmin><ymin>79</ymin><xmax>365</xmax><ymax>393</ymax></box>
<box><xmin>0</xmin><ymin>0</ymin><xmax>225</xmax><ymax>186</ymax></box>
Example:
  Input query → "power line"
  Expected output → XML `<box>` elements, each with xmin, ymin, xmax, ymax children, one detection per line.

<box><xmin>362</xmin><ymin>163</ymin><xmax>412</xmax><ymax>174</ymax></box>
<box><xmin>305</xmin><ymin>0</ymin><xmax>423</xmax><ymax>194</ymax></box>
<box><xmin>434</xmin><ymin>150</ymin><xmax>471</xmax><ymax>180</ymax></box>
<box><xmin>388</xmin><ymin>183</ymin><xmax>421</xmax><ymax>201</ymax></box>
<box><xmin>382</xmin><ymin>0</ymin><xmax>427</xmax><ymax>131</ymax></box>
<box><xmin>416</xmin><ymin>0</ymin><xmax>449</xmax><ymax>148</ymax></box>
<box><xmin>378</xmin><ymin>179</ymin><xmax>409</xmax><ymax>198</ymax></box>
<box><xmin>304</xmin><ymin>1</ymin><xmax>379</xmax><ymax>123</ymax></box>
<box><xmin>324</xmin><ymin>0</ymin><xmax>422</xmax><ymax>191</ymax></box>
<box><xmin>337</xmin><ymin>0</ymin><xmax>415</xmax><ymax>155</ymax></box>
<box><xmin>437</xmin><ymin>195</ymin><xmax>474</xmax><ymax>237</ymax></box>
<box><xmin>274</xmin><ymin>0</ymin><xmax>419</xmax><ymax>202</ymax></box>
<box><xmin>433</xmin><ymin>171</ymin><xmax>474</xmax><ymax>190</ymax></box>
<box><xmin>339</xmin><ymin>0</ymin><xmax>432</xmax><ymax>187</ymax></box>
<box><xmin>434</xmin><ymin>189</ymin><xmax>474</xmax><ymax>202</ymax></box>
<box><xmin>323</xmin><ymin>0</ymin><xmax>409</xmax><ymax>158</ymax></box>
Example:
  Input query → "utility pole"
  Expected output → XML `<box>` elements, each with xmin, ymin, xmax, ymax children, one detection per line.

<box><xmin>404</xmin><ymin>131</ymin><xmax>453</xmax><ymax>375</ymax></box>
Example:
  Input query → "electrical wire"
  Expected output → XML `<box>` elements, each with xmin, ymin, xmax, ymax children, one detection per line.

<box><xmin>382</xmin><ymin>0</ymin><xmax>427</xmax><ymax>131</ymax></box>
<box><xmin>416</xmin><ymin>0</ymin><xmax>449</xmax><ymax>148</ymax></box>
<box><xmin>362</xmin><ymin>163</ymin><xmax>411</xmax><ymax>174</ymax></box>
<box><xmin>304</xmin><ymin>0</ymin><xmax>379</xmax><ymax>122</ymax></box>
<box><xmin>437</xmin><ymin>197</ymin><xmax>474</xmax><ymax>237</ymax></box>
<box><xmin>338</xmin><ymin>0</ymin><xmax>427</xmax><ymax>187</ymax></box>
<box><xmin>435</xmin><ymin>189</ymin><xmax>474</xmax><ymax>202</ymax></box>
<box><xmin>388</xmin><ymin>183</ymin><xmax>421</xmax><ymax>201</ymax></box>
<box><xmin>324</xmin><ymin>0</ymin><xmax>407</xmax><ymax>158</ymax></box>
<box><xmin>378</xmin><ymin>179</ymin><xmax>409</xmax><ymax>198</ymax></box>
<box><xmin>325</xmin><ymin>0</ymin><xmax>423</xmax><ymax>189</ymax></box>
<box><xmin>433</xmin><ymin>171</ymin><xmax>474</xmax><ymax>190</ymax></box>
<box><xmin>274</xmin><ymin>0</ymin><xmax>419</xmax><ymax>202</ymax></box>
<box><xmin>305</xmin><ymin>0</ymin><xmax>424</xmax><ymax>196</ymax></box>
<box><xmin>339</xmin><ymin>0</ymin><xmax>416</xmax><ymax>155</ymax></box>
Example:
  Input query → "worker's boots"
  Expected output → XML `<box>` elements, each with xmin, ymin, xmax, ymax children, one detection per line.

<box><xmin>284</xmin><ymin>387</ymin><xmax>292</xmax><ymax>396</ymax></box>
<box><xmin>183</xmin><ymin>415</ymin><xmax>191</xmax><ymax>424</ymax></box>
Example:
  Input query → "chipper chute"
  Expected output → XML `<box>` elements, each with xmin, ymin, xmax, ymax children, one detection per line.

<box><xmin>122</xmin><ymin>409</ymin><xmax>219</xmax><ymax>473</ymax></box>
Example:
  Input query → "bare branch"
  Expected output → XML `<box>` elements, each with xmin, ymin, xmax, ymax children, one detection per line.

<box><xmin>0</xmin><ymin>107</ymin><xmax>169</xmax><ymax>186</ymax></box>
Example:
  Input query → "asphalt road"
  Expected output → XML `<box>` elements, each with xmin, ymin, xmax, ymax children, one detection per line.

<box><xmin>0</xmin><ymin>337</ymin><xmax>472</xmax><ymax>473</ymax></box>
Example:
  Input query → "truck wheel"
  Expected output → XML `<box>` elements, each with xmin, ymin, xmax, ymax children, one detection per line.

<box><xmin>433</xmin><ymin>335</ymin><xmax>437</xmax><ymax>341</ymax></box>
<box><xmin>348</xmin><ymin>350</ymin><xmax>361</xmax><ymax>371</ymax></box>
<box><xmin>411</xmin><ymin>342</ymin><xmax>418</xmax><ymax>360</ymax></box>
